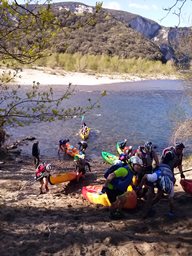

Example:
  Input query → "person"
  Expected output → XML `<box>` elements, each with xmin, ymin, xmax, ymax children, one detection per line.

<box><xmin>58</xmin><ymin>139</ymin><xmax>69</xmax><ymax>154</ymax></box>
<box><xmin>74</xmin><ymin>155</ymin><xmax>91</xmax><ymax>180</ymax></box>
<box><xmin>118</xmin><ymin>139</ymin><xmax>127</xmax><ymax>151</ymax></box>
<box><xmin>101</xmin><ymin>156</ymin><xmax>143</xmax><ymax>219</ymax></box>
<box><xmin>104</xmin><ymin>153</ymin><xmax>128</xmax><ymax>179</ymax></box>
<box><xmin>81</xmin><ymin>122</ymin><xmax>88</xmax><ymax>135</ymax></box>
<box><xmin>35</xmin><ymin>162</ymin><xmax>52</xmax><ymax>194</ymax></box>
<box><xmin>137</xmin><ymin>163</ymin><xmax>175</xmax><ymax>219</ymax></box>
<box><xmin>78</xmin><ymin>140</ymin><xmax>88</xmax><ymax>153</ymax></box>
<box><xmin>160</xmin><ymin>142</ymin><xmax>185</xmax><ymax>180</ymax></box>
<box><xmin>134</xmin><ymin>141</ymin><xmax>159</xmax><ymax>182</ymax></box>
<box><xmin>32</xmin><ymin>140</ymin><xmax>40</xmax><ymax>168</ymax></box>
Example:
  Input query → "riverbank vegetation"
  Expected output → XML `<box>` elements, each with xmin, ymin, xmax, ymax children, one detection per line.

<box><xmin>33</xmin><ymin>53</ymin><xmax>177</xmax><ymax>77</ymax></box>
<box><xmin>2</xmin><ymin>53</ymin><xmax>177</xmax><ymax>78</ymax></box>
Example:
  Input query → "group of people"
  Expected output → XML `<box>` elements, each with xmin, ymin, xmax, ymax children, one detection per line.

<box><xmin>101</xmin><ymin>140</ymin><xmax>186</xmax><ymax>219</ymax></box>
<box><xmin>32</xmin><ymin>137</ymin><xmax>186</xmax><ymax>219</ymax></box>
<box><xmin>32</xmin><ymin>138</ymin><xmax>90</xmax><ymax>194</ymax></box>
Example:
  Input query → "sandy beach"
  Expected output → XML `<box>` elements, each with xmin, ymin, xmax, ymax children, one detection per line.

<box><xmin>0</xmin><ymin>153</ymin><xmax>192</xmax><ymax>256</ymax></box>
<box><xmin>1</xmin><ymin>67</ymin><xmax>178</xmax><ymax>86</ymax></box>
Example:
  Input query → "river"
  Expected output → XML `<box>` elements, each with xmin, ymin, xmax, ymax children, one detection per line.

<box><xmin>7</xmin><ymin>79</ymin><xmax>191</xmax><ymax>160</ymax></box>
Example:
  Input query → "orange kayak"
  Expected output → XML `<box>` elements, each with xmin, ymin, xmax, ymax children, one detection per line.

<box><xmin>65</xmin><ymin>142</ymin><xmax>84</xmax><ymax>158</ymax></box>
<box><xmin>82</xmin><ymin>185</ymin><xmax>137</xmax><ymax>209</ymax></box>
<box><xmin>48</xmin><ymin>172</ymin><xmax>78</xmax><ymax>185</ymax></box>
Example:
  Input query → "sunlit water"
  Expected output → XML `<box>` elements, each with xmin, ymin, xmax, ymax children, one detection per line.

<box><xmin>7</xmin><ymin>79</ymin><xmax>192</xmax><ymax>160</ymax></box>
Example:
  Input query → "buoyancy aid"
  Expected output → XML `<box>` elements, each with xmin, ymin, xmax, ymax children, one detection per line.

<box><xmin>110</xmin><ymin>165</ymin><xmax>134</xmax><ymax>192</ymax></box>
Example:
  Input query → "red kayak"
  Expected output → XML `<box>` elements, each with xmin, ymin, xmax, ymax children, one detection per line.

<box><xmin>180</xmin><ymin>179</ymin><xmax>192</xmax><ymax>195</ymax></box>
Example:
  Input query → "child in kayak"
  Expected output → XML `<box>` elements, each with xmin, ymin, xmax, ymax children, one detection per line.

<box><xmin>81</xmin><ymin>123</ymin><xmax>88</xmax><ymax>135</ymax></box>
<box><xmin>35</xmin><ymin>163</ymin><xmax>52</xmax><ymax>194</ymax></box>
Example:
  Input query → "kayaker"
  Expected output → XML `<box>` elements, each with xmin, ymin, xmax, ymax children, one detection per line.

<box><xmin>134</xmin><ymin>141</ymin><xmax>159</xmax><ymax>181</ymax></box>
<box><xmin>118</xmin><ymin>139</ymin><xmax>127</xmax><ymax>150</ymax></box>
<box><xmin>104</xmin><ymin>154</ymin><xmax>128</xmax><ymax>179</ymax></box>
<box><xmin>160</xmin><ymin>142</ymin><xmax>185</xmax><ymax>180</ymax></box>
<box><xmin>81</xmin><ymin>122</ymin><xmax>88</xmax><ymax>135</ymax></box>
<box><xmin>78</xmin><ymin>140</ymin><xmax>88</xmax><ymax>153</ymax></box>
<box><xmin>32</xmin><ymin>140</ymin><xmax>40</xmax><ymax>168</ymax></box>
<box><xmin>137</xmin><ymin>163</ymin><xmax>174</xmax><ymax>219</ymax></box>
<box><xmin>35</xmin><ymin>162</ymin><xmax>52</xmax><ymax>194</ymax></box>
<box><xmin>58</xmin><ymin>139</ymin><xmax>69</xmax><ymax>154</ymax></box>
<box><xmin>101</xmin><ymin>156</ymin><xmax>143</xmax><ymax>219</ymax></box>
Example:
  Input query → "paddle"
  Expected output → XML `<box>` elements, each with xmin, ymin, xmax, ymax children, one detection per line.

<box><xmin>175</xmin><ymin>167</ymin><xmax>192</xmax><ymax>175</ymax></box>
<box><xmin>81</xmin><ymin>115</ymin><xmax>85</xmax><ymax>126</ymax></box>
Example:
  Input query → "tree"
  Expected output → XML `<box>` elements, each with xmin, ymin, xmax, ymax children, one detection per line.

<box><xmin>0</xmin><ymin>0</ymin><xmax>60</xmax><ymax>64</ymax></box>
<box><xmin>0</xmin><ymin>1</ymin><xmax>104</xmax><ymax>146</ymax></box>
<box><xmin>162</xmin><ymin>1</ymin><xmax>192</xmax><ymax>144</ymax></box>
<box><xmin>162</xmin><ymin>0</ymin><xmax>191</xmax><ymax>26</ymax></box>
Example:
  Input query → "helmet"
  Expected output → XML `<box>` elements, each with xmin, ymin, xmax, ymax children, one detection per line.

<box><xmin>144</xmin><ymin>141</ymin><xmax>153</xmax><ymax>152</ymax></box>
<box><xmin>129</xmin><ymin>156</ymin><xmax>143</xmax><ymax>166</ymax></box>
<box><xmin>119</xmin><ymin>153</ymin><xmax>127</xmax><ymax>162</ymax></box>
<box><xmin>46</xmin><ymin>163</ymin><xmax>52</xmax><ymax>171</ymax></box>
<box><xmin>175</xmin><ymin>142</ymin><xmax>185</xmax><ymax>150</ymax></box>
<box><xmin>159</xmin><ymin>176</ymin><xmax>173</xmax><ymax>194</ymax></box>
<box><xmin>123</xmin><ymin>146</ymin><xmax>133</xmax><ymax>154</ymax></box>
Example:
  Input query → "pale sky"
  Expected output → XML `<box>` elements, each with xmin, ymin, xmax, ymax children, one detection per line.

<box><xmin>51</xmin><ymin>0</ymin><xmax>192</xmax><ymax>27</ymax></box>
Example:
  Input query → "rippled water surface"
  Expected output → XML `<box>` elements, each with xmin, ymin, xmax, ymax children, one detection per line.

<box><xmin>7</xmin><ymin>79</ymin><xmax>191</xmax><ymax>160</ymax></box>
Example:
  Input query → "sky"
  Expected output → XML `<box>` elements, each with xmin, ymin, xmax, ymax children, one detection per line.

<box><xmin>51</xmin><ymin>0</ymin><xmax>192</xmax><ymax>27</ymax></box>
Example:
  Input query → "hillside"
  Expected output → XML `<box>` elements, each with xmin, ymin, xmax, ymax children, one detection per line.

<box><xmin>50</xmin><ymin>2</ymin><xmax>192</xmax><ymax>64</ymax></box>
<box><xmin>51</xmin><ymin>6</ymin><xmax>162</xmax><ymax>61</ymax></box>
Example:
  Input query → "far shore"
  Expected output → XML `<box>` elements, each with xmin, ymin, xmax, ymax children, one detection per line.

<box><xmin>1</xmin><ymin>67</ymin><xmax>179</xmax><ymax>86</ymax></box>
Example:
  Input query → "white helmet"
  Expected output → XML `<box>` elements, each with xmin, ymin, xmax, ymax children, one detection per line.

<box><xmin>46</xmin><ymin>163</ymin><xmax>52</xmax><ymax>171</ymax></box>
<box><xmin>130</xmin><ymin>156</ymin><xmax>143</xmax><ymax>166</ymax></box>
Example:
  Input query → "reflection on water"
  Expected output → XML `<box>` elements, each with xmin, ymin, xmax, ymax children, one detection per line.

<box><xmin>7</xmin><ymin>79</ymin><xmax>191</xmax><ymax>160</ymax></box>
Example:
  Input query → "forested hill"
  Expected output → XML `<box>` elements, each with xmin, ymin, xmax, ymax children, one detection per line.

<box><xmin>49</xmin><ymin>2</ymin><xmax>192</xmax><ymax>64</ymax></box>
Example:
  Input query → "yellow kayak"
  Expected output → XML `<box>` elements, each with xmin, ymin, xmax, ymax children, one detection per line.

<box><xmin>82</xmin><ymin>185</ymin><xmax>137</xmax><ymax>209</ymax></box>
<box><xmin>79</xmin><ymin>127</ymin><xmax>90</xmax><ymax>140</ymax></box>
<box><xmin>48</xmin><ymin>171</ymin><xmax>78</xmax><ymax>185</ymax></box>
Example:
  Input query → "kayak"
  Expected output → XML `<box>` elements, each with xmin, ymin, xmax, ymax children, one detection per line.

<box><xmin>48</xmin><ymin>171</ymin><xmax>78</xmax><ymax>185</ymax></box>
<box><xmin>65</xmin><ymin>142</ymin><xmax>84</xmax><ymax>158</ymax></box>
<box><xmin>116</xmin><ymin>141</ymin><xmax>133</xmax><ymax>156</ymax></box>
<box><xmin>180</xmin><ymin>179</ymin><xmax>192</xmax><ymax>195</ymax></box>
<box><xmin>82</xmin><ymin>185</ymin><xmax>137</xmax><ymax>209</ymax></box>
<box><xmin>101</xmin><ymin>151</ymin><xmax>120</xmax><ymax>165</ymax></box>
<box><xmin>79</xmin><ymin>127</ymin><xmax>90</xmax><ymax>140</ymax></box>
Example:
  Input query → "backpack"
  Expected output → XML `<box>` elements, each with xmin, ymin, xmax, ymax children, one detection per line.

<box><xmin>155</xmin><ymin>165</ymin><xmax>174</xmax><ymax>194</ymax></box>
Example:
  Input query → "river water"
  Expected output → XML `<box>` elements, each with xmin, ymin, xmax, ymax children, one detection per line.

<box><xmin>7</xmin><ymin>79</ymin><xmax>192</xmax><ymax>160</ymax></box>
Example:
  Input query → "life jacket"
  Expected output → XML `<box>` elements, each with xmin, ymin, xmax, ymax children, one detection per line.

<box><xmin>110</xmin><ymin>165</ymin><xmax>134</xmax><ymax>192</ymax></box>
<box><xmin>35</xmin><ymin>164</ymin><xmax>46</xmax><ymax>179</ymax></box>
<box><xmin>104</xmin><ymin>162</ymin><xmax>125</xmax><ymax>179</ymax></box>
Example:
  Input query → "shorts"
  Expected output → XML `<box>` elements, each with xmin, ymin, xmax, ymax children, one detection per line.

<box><xmin>106</xmin><ymin>188</ymin><xmax>124</xmax><ymax>204</ymax></box>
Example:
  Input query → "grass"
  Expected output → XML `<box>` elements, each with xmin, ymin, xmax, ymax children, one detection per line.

<box><xmin>31</xmin><ymin>53</ymin><xmax>177</xmax><ymax>77</ymax></box>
